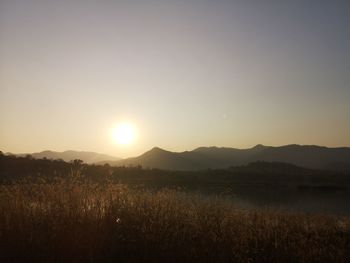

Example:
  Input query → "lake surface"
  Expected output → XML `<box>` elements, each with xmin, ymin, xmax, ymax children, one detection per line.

<box><xmin>197</xmin><ymin>185</ymin><xmax>350</xmax><ymax>216</ymax></box>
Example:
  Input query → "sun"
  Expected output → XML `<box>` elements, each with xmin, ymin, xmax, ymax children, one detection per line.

<box><xmin>112</xmin><ymin>122</ymin><xmax>137</xmax><ymax>145</ymax></box>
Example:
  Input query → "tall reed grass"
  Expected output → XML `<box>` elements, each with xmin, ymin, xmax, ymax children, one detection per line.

<box><xmin>1</xmin><ymin>178</ymin><xmax>349</xmax><ymax>262</ymax></box>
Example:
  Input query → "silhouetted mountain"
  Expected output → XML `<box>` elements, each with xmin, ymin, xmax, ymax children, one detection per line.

<box><xmin>114</xmin><ymin>147</ymin><xmax>203</xmax><ymax>170</ymax></box>
<box><xmin>18</xmin><ymin>150</ymin><xmax>120</xmax><ymax>164</ymax></box>
<box><xmin>102</xmin><ymin>145</ymin><xmax>350</xmax><ymax>171</ymax></box>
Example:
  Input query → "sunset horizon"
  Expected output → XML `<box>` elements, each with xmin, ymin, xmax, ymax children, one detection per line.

<box><xmin>3</xmin><ymin>142</ymin><xmax>350</xmax><ymax>160</ymax></box>
<box><xmin>1</xmin><ymin>0</ymin><xmax>350</xmax><ymax>158</ymax></box>
<box><xmin>1</xmin><ymin>1</ymin><xmax>350</xmax><ymax>261</ymax></box>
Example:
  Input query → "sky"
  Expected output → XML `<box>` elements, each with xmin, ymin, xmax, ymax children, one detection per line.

<box><xmin>1</xmin><ymin>0</ymin><xmax>350</xmax><ymax>158</ymax></box>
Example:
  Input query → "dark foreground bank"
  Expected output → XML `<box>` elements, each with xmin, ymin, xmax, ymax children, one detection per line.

<box><xmin>1</xmin><ymin>180</ymin><xmax>349</xmax><ymax>263</ymax></box>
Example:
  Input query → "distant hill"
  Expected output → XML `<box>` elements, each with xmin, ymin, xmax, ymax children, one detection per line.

<box><xmin>100</xmin><ymin>145</ymin><xmax>350</xmax><ymax>171</ymax></box>
<box><xmin>17</xmin><ymin>150</ymin><xmax>120</xmax><ymax>164</ymax></box>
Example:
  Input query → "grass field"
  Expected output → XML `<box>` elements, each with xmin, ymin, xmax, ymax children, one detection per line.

<box><xmin>1</xmin><ymin>178</ymin><xmax>350</xmax><ymax>263</ymax></box>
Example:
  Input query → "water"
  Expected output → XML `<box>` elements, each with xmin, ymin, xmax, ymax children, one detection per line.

<box><xmin>218</xmin><ymin>186</ymin><xmax>350</xmax><ymax>216</ymax></box>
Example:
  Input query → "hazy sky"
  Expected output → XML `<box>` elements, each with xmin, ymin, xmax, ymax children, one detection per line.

<box><xmin>1</xmin><ymin>0</ymin><xmax>350</xmax><ymax>157</ymax></box>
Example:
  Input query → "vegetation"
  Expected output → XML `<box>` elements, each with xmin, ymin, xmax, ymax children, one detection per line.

<box><xmin>1</xmin><ymin>154</ymin><xmax>350</xmax><ymax>262</ymax></box>
<box><xmin>1</xmin><ymin>179</ymin><xmax>350</xmax><ymax>262</ymax></box>
<box><xmin>1</xmin><ymin>153</ymin><xmax>350</xmax><ymax>189</ymax></box>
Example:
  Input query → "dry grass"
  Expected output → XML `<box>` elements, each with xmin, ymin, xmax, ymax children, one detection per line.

<box><xmin>1</xmin><ymin>179</ymin><xmax>350</xmax><ymax>263</ymax></box>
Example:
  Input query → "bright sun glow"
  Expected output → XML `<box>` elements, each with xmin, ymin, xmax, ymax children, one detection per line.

<box><xmin>112</xmin><ymin>122</ymin><xmax>137</xmax><ymax>145</ymax></box>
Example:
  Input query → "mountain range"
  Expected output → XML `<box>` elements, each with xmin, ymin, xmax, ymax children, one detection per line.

<box><xmin>8</xmin><ymin>144</ymin><xmax>350</xmax><ymax>171</ymax></box>
<box><xmin>100</xmin><ymin>144</ymin><xmax>350</xmax><ymax>171</ymax></box>
<box><xmin>16</xmin><ymin>150</ymin><xmax>120</xmax><ymax>164</ymax></box>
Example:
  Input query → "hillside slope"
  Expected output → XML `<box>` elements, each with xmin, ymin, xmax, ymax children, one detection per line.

<box><xmin>102</xmin><ymin>145</ymin><xmax>350</xmax><ymax>171</ymax></box>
